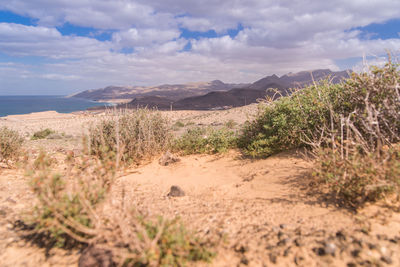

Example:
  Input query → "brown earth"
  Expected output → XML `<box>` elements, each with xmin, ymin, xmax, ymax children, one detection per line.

<box><xmin>0</xmin><ymin>108</ymin><xmax>399</xmax><ymax>266</ymax></box>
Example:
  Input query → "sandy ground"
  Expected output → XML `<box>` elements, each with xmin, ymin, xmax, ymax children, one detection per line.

<box><xmin>0</xmin><ymin>107</ymin><xmax>399</xmax><ymax>266</ymax></box>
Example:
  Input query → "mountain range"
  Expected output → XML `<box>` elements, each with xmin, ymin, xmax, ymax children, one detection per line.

<box><xmin>72</xmin><ymin>69</ymin><xmax>350</xmax><ymax>110</ymax></box>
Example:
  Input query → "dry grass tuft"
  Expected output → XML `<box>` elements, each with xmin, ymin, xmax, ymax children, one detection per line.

<box><xmin>0</xmin><ymin>126</ymin><xmax>24</xmax><ymax>166</ymax></box>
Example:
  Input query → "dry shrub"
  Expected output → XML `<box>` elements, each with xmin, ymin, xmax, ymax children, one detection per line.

<box><xmin>310</xmin><ymin>61</ymin><xmax>400</xmax><ymax>207</ymax></box>
<box><xmin>0</xmin><ymin>126</ymin><xmax>24</xmax><ymax>165</ymax></box>
<box><xmin>26</xmin><ymin>151</ymin><xmax>214</xmax><ymax>265</ymax></box>
<box><xmin>88</xmin><ymin>109</ymin><xmax>171</xmax><ymax>166</ymax></box>
<box><xmin>27</xmin><ymin>151</ymin><xmax>116</xmax><ymax>247</ymax></box>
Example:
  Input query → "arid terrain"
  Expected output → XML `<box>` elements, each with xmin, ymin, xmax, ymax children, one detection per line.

<box><xmin>0</xmin><ymin>107</ymin><xmax>399</xmax><ymax>266</ymax></box>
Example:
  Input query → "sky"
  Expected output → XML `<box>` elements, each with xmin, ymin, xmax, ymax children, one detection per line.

<box><xmin>0</xmin><ymin>1</ymin><xmax>400</xmax><ymax>95</ymax></box>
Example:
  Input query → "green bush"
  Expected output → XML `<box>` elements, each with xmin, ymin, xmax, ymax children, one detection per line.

<box><xmin>0</xmin><ymin>126</ymin><xmax>24</xmax><ymax>164</ymax></box>
<box><xmin>31</xmin><ymin>128</ymin><xmax>55</xmax><ymax>140</ymax></box>
<box><xmin>239</xmin><ymin>81</ymin><xmax>346</xmax><ymax>157</ymax></box>
<box><xmin>174</xmin><ymin>127</ymin><xmax>237</xmax><ymax>155</ymax></box>
<box><xmin>240</xmin><ymin>60</ymin><xmax>400</xmax><ymax>206</ymax></box>
<box><xmin>88</xmin><ymin>109</ymin><xmax>171</xmax><ymax>165</ymax></box>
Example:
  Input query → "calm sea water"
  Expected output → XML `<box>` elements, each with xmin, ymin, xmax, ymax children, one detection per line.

<box><xmin>0</xmin><ymin>95</ymin><xmax>109</xmax><ymax>117</ymax></box>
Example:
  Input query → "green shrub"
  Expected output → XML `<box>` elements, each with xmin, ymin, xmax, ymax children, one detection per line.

<box><xmin>0</xmin><ymin>126</ymin><xmax>24</xmax><ymax>164</ymax></box>
<box><xmin>31</xmin><ymin>128</ymin><xmax>55</xmax><ymax>140</ymax></box>
<box><xmin>239</xmin><ymin>81</ymin><xmax>346</xmax><ymax>157</ymax></box>
<box><xmin>88</xmin><ymin>109</ymin><xmax>171</xmax><ymax>166</ymax></box>
<box><xmin>174</xmin><ymin>127</ymin><xmax>237</xmax><ymax>155</ymax></box>
<box><xmin>240</xmin><ymin>60</ymin><xmax>400</xmax><ymax>206</ymax></box>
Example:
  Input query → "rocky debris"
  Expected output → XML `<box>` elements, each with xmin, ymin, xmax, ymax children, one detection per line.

<box><xmin>78</xmin><ymin>246</ymin><xmax>114</xmax><ymax>267</ymax></box>
<box><xmin>158</xmin><ymin>151</ymin><xmax>180</xmax><ymax>166</ymax></box>
<box><xmin>167</xmin><ymin>185</ymin><xmax>185</xmax><ymax>197</ymax></box>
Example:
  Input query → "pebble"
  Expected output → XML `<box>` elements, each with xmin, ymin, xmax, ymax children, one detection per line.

<box><xmin>351</xmin><ymin>249</ymin><xmax>361</xmax><ymax>258</ymax></box>
<box><xmin>269</xmin><ymin>252</ymin><xmax>277</xmax><ymax>263</ymax></box>
<box><xmin>381</xmin><ymin>255</ymin><xmax>393</xmax><ymax>264</ymax></box>
<box><xmin>240</xmin><ymin>256</ymin><xmax>249</xmax><ymax>265</ymax></box>
<box><xmin>324</xmin><ymin>242</ymin><xmax>337</xmax><ymax>256</ymax></box>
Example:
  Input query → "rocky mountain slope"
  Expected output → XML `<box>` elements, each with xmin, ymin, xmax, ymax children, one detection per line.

<box><xmin>71</xmin><ymin>80</ymin><xmax>249</xmax><ymax>102</ymax></box>
<box><xmin>78</xmin><ymin>69</ymin><xmax>350</xmax><ymax>110</ymax></box>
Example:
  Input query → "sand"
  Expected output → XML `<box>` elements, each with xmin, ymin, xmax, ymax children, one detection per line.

<box><xmin>0</xmin><ymin>108</ymin><xmax>399</xmax><ymax>266</ymax></box>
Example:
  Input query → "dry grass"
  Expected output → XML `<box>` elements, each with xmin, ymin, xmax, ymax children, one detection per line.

<box><xmin>87</xmin><ymin>108</ymin><xmax>172</xmax><ymax>167</ymax></box>
<box><xmin>0</xmin><ymin>126</ymin><xmax>24</xmax><ymax>166</ymax></box>
<box><xmin>25</xmin><ymin>149</ymin><xmax>214</xmax><ymax>266</ymax></box>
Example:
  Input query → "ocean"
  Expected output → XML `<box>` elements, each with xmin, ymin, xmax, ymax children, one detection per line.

<box><xmin>0</xmin><ymin>95</ymin><xmax>109</xmax><ymax>117</ymax></box>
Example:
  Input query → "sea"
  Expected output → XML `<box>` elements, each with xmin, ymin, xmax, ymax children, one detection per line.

<box><xmin>0</xmin><ymin>95</ymin><xmax>110</xmax><ymax>117</ymax></box>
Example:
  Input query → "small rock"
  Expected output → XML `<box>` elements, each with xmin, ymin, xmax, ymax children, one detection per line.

<box><xmin>78</xmin><ymin>246</ymin><xmax>114</xmax><ymax>267</ymax></box>
<box><xmin>294</xmin><ymin>238</ymin><xmax>302</xmax><ymax>247</ymax></box>
<box><xmin>167</xmin><ymin>185</ymin><xmax>185</xmax><ymax>197</ymax></box>
<box><xmin>336</xmin><ymin>230</ymin><xmax>346</xmax><ymax>241</ymax></box>
<box><xmin>324</xmin><ymin>242</ymin><xmax>336</xmax><ymax>256</ymax></box>
<box><xmin>159</xmin><ymin>151</ymin><xmax>180</xmax><ymax>166</ymax></box>
<box><xmin>279</xmin><ymin>224</ymin><xmax>288</xmax><ymax>229</ymax></box>
<box><xmin>347</xmin><ymin>262</ymin><xmax>356</xmax><ymax>267</ymax></box>
<box><xmin>269</xmin><ymin>252</ymin><xmax>277</xmax><ymax>263</ymax></box>
<box><xmin>389</xmin><ymin>238</ymin><xmax>397</xmax><ymax>244</ymax></box>
<box><xmin>5</xmin><ymin>197</ymin><xmax>16</xmax><ymax>204</ymax></box>
<box><xmin>294</xmin><ymin>256</ymin><xmax>304</xmax><ymax>265</ymax></box>
<box><xmin>283</xmin><ymin>247</ymin><xmax>291</xmax><ymax>257</ymax></box>
<box><xmin>234</xmin><ymin>245</ymin><xmax>248</xmax><ymax>254</ymax></box>
<box><xmin>351</xmin><ymin>249</ymin><xmax>361</xmax><ymax>258</ymax></box>
<box><xmin>240</xmin><ymin>256</ymin><xmax>249</xmax><ymax>265</ymax></box>
<box><xmin>0</xmin><ymin>208</ymin><xmax>7</xmax><ymax>218</ymax></box>
<box><xmin>381</xmin><ymin>255</ymin><xmax>393</xmax><ymax>264</ymax></box>
<box><xmin>277</xmin><ymin>238</ymin><xmax>291</xmax><ymax>246</ymax></box>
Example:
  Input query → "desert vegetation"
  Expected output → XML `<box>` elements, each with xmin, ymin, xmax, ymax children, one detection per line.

<box><xmin>240</xmin><ymin>60</ymin><xmax>400</xmax><ymax>207</ymax></box>
<box><xmin>88</xmin><ymin>109</ymin><xmax>171</xmax><ymax>166</ymax></box>
<box><xmin>173</xmin><ymin>127</ymin><xmax>237</xmax><ymax>155</ymax></box>
<box><xmin>2</xmin><ymin>59</ymin><xmax>400</xmax><ymax>266</ymax></box>
<box><xmin>31</xmin><ymin>128</ymin><xmax>55</xmax><ymax>140</ymax></box>
<box><xmin>0</xmin><ymin>126</ymin><xmax>24</xmax><ymax>165</ymax></box>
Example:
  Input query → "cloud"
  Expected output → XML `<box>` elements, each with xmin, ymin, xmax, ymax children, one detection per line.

<box><xmin>0</xmin><ymin>0</ymin><xmax>400</xmax><ymax>94</ymax></box>
<box><xmin>0</xmin><ymin>23</ymin><xmax>111</xmax><ymax>59</ymax></box>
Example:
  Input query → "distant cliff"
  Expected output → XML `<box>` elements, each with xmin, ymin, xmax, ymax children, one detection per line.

<box><xmin>80</xmin><ymin>69</ymin><xmax>350</xmax><ymax>110</ymax></box>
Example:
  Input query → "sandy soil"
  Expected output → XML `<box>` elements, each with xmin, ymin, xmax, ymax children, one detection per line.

<box><xmin>0</xmin><ymin>108</ymin><xmax>399</xmax><ymax>266</ymax></box>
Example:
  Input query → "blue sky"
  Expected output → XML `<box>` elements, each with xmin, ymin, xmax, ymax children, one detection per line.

<box><xmin>0</xmin><ymin>0</ymin><xmax>399</xmax><ymax>95</ymax></box>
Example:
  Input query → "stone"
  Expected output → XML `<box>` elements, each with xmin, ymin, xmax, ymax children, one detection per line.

<box><xmin>167</xmin><ymin>185</ymin><xmax>185</xmax><ymax>197</ymax></box>
<box><xmin>78</xmin><ymin>246</ymin><xmax>114</xmax><ymax>267</ymax></box>
<box><xmin>381</xmin><ymin>255</ymin><xmax>393</xmax><ymax>264</ymax></box>
<box><xmin>324</xmin><ymin>242</ymin><xmax>337</xmax><ymax>256</ymax></box>
<box><xmin>158</xmin><ymin>151</ymin><xmax>180</xmax><ymax>166</ymax></box>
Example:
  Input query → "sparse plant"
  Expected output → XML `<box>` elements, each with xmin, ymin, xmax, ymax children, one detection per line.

<box><xmin>0</xmin><ymin>126</ymin><xmax>24</xmax><ymax>165</ymax></box>
<box><xmin>174</xmin><ymin>127</ymin><xmax>237</xmax><ymax>155</ymax></box>
<box><xmin>174</xmin><ymin>120</ymin><xmax>185</xmax><ymax>128</ymax></box>
<box><xmin>31</xmin><ymin>128</ymin><xmax>55</xmax><ymax>140</ymax></box>
<box><xmin>27</xmin><ymin>151</ymin><xmax>116</xmax><ymax>247</ymax></box>
<box><xmin>25</xmin><ymin>151</ymin><xmax>214</xmax><ymax>265</ymax></box>
<box><xmin>88</xmin><ymin>109</ymin><xmax>171</xmax><ymax>166</ymax></box>
<box><xmin>225</xmin><ymin>119</ymin><xmax>237</xmax><ymax>129</ymax></box>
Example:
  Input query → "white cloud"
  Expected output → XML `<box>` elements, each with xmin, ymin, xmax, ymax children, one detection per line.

<box><xmin>0</xmin><ymin>0</ymin><xmax>400</xmax><ymax>94</ymax></box>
